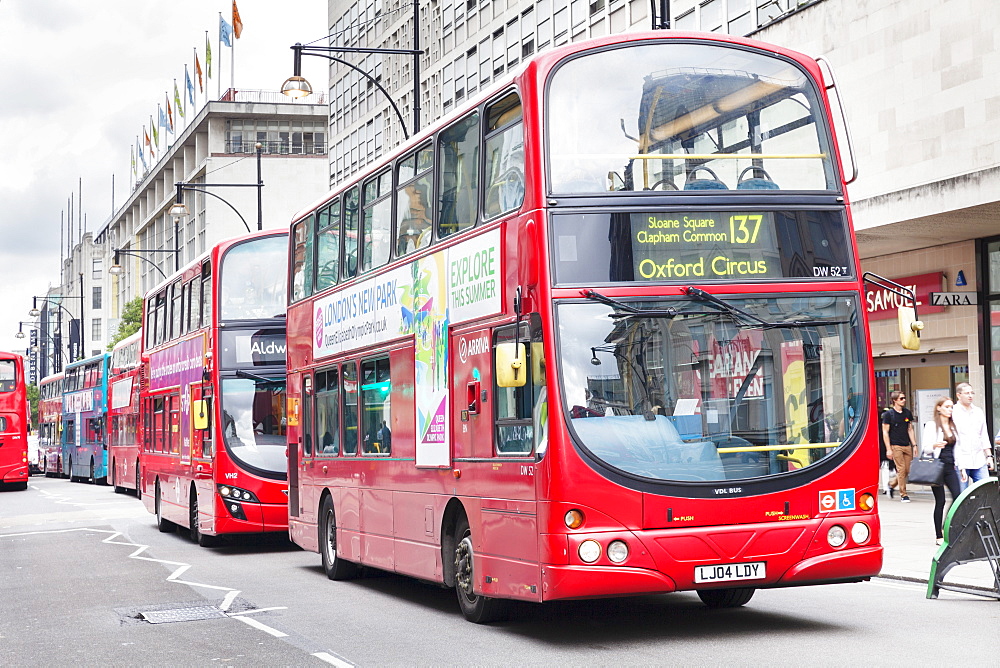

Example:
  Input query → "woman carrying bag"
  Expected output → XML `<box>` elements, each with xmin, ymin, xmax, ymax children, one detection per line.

<box><xmin>920</xmin><ymin>397</ymin><xmax>963</xmax><ymax>545</ymax></box>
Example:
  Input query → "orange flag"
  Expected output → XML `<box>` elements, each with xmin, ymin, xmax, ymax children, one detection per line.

<box><xmin>233</xmin><ymin>1</ymin><xmax>243</xmax><ymax>38</ymax></box>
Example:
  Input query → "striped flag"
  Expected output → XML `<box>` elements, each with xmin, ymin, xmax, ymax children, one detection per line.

<box><xmin>166</xmin><ymin>93</ymin><xmax>174</xmax><ymax>132</ymax></box>
<box><xmin>195</xmin><ymin>51</ymin><xmax>204</xmax><ymax>92</ymax></box>
<box><xmin>174</xmin><ymin>80</ymin><xmax>185</xmax><ymax>118</ymax></box>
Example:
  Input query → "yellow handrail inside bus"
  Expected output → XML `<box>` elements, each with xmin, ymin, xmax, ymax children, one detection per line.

<box><xmin>716</xmin><ymin>442</ymin><xmax>838</xmax><ymax>454</ymax></box>
<box><xmin>628</xmin><ymin>153</ymin><xmax>827</xmax><ymax>160</ymax></box>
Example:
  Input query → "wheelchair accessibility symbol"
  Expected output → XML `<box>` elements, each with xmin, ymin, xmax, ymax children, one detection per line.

<box><xmin>819</xmin><ymin>489</ymin><xmax>855</xmax><ymax>512</ymax></box>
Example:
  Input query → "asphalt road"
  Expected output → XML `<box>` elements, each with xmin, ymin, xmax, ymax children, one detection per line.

<box><xmin>1</xmin><ymin>476</ymin><xmax>997</xmax><ymax>666</ymax></box>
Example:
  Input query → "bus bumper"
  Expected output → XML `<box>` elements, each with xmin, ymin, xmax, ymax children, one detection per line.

<box><xmin>214</xmin><ymin>500</ymin><xmax>288</xmax><ymax>534</ymax></box>
<box><xmin>541</xmin><ymin>565</ymin><xmax>677</xmax><ymax>600</ymax></box>
<box><xmin>3</xmin><ymin>466</ymin><xmax>29</xmax><ymax>482</ymax></box>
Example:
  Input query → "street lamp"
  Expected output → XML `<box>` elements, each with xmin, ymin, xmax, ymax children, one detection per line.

<box><xmin>171</xmin><ymin>142</ymin><xmax>264</xmax><ymax>233</ymax></box>
<box><xmin>29</xmin><ymin>294</ymin><xmax>84</xmax><ymax>362</ymax></box>
<box><xmin>108</xmin><ymin>219</ymin><xmax>181</xmax><ymax>280</ymax></box>
<box><xmin>281</xmin><ymin>0</ymin><xmax>423</xmax><ymax>139</ymax></box>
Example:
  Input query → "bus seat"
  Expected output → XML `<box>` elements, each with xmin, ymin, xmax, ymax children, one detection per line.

<box><xmin>737</xmin><ymin>166</ymin><xmax>780</xmax><ymax>190</ymax></box>
<box><xmin>683</xmin><ymin>166</ymin><xmax>727</xmax><ymax>190</ymax></box>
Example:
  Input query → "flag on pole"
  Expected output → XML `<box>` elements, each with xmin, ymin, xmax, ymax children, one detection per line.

<box><xmin>138</xmin><ymin>144</ymin><xmax>148</xmax><ymax>172</ymax></box>
<box><xmin>195</xmin><ymin>51</ymin><xmax>204</xmax><ymax>92</ymax></box>
<box><xmin>174</xmin><ymin>80</ymin><xmax>185</xmax><ymax>119</ymax></box>
<box><xmin>131</xmin><ymin>144</ymin><xmax>136</xmax><ymax>181</ymax></box>
<box><xmin>151</xmin><ymin>114</ymin><xmax>160</xmax><ymax>147</ymax></box>
<box><xmin>185</xmin><ymin>65</ymin><xmax>195</xmax><ymax>106</ymax></box>
<box><xmin>220</xmin><ymin>15</ymin><xmax>233</xmax><ymax>47</ymax></box>
<box><xmin>166</xmin><ymin>93</ymin><xmax>174</xmax><ymax>132</ymax></box>
<box><xmin>233</xmin><ymin>1</ymin><xmax>243</xmax><ymax>38</ymax></box>
<box><xmin>205</xmin><ymin>32</ymin><xmax>213</xmax><ymax>79</ymax></box>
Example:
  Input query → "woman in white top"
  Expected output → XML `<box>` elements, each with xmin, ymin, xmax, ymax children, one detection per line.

<box><xmin>922</xmin><ymin>397</ymin><xmax>962</xmax><ymax>545</ymax></box>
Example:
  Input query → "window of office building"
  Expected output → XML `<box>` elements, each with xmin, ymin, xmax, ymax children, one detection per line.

<box><xmin>226</xmin><ymin>119</ymin><xmax>327</xmax><ymax>155</ymax></box>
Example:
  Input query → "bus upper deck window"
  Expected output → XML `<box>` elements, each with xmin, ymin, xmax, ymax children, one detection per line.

<box><xmin>438</xmin><ymin>112</ymin><xmax>480</xmax><ymax>239</ymax></box>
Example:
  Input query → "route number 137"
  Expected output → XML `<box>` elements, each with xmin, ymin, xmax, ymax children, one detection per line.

<box><xmin>729</xmin><ymin>214</ymin><xmax>763</xmax><ymax>244</ymax></box>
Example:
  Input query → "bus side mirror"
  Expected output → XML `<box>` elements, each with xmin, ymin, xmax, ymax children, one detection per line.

<box><xmin>531</xmin><ymin>342</ymin><xmax>546</xmax><ymax>386</ymax></box>
<box><xmin>898</xmin><ymin>306</ymin><xmax>924</xmax><ymax>351</ymax></box>
<box><xmin>193</xmin><ymin>399</ymin><xmax>210</xmax><ymax>431</ymax></box>
<box><xmin>495</xmin><ymin>343</ymin><xmax>527</xmax><ymax>388</ymax></box>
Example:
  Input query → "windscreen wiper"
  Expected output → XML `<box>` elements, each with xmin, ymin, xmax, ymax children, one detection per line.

<box><xmin>235</xmin><ymin>369</ymin><xmax>281</xmax><ymax>384</ymax></box>
<box><xmin>583</xmin><ymin>290</ymin><xmax>678</xmax><ymax>318</ymax></box>
<box><xmin>684</xmin><ymin>287</ymin><xmax>818</xmax><ymax>329</ymax></box>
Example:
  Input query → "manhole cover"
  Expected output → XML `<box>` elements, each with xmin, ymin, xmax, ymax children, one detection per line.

<box><xmin>140</xmin><ymin>605</ymin><xmax>227</xmax><ymax>624</ymax></box>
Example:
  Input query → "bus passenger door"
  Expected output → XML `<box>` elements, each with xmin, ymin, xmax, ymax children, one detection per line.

<box><xmin>451</xmin><ymin>328</ymin><xmax>495</xmax><ymax>460</ymax></box>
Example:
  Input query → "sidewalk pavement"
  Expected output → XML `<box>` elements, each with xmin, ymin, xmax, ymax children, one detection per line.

<box><xmin>878</xmin><ymin>484</ymin><xmax>997</xmax><ymax>591</ymax></box>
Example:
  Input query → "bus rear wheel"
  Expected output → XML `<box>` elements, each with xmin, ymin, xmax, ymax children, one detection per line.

<box><xmin>155</xmin><ymin>481</ymin><xmax>177</xmax><ymax>533</ymax></box>
<box><xmin>135</xmin><ymin>461</ymin><xmax>142</xmax><ymax>500</ymax></box>
<box><xmin>190</xmin><ymin>488</ymin><xmax>219</xmax><ymax>547</ymax></box>
<box><xmin>89</xmin><ymin>459</ymin><xmax>96</xmax><ymax>484</ymax></box>
<box><xmin>68</xmin><ymin>457</ymin><xmax>77</xmax><ymax>482</ymax></box>
<box><xmin>454</xmin><ymin>517</ymin><xmax>508</xmax><ymax>624</ymax></box>
<box><xmin>319</xmin><ymin>496</ymin><xmax>358</xmax><ymax>580</ymax></box>
<box><xmin>697</xmin><ymin>587</ymin><xmax>755</xmax><ymax>609</ymax></box>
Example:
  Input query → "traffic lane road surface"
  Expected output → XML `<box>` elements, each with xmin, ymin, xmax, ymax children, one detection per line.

<box><xmin>4</xmin><ymin>477</ymin><xmax>998</xmax><ymax>665</ymax></box>
<box><xmin>0</xmin><ymin>478</ymin><xmax>332</xmax><ymax>666</ymax></box>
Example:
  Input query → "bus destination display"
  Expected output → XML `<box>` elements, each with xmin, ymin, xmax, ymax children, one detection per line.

<box><xmin>551</xmin><ymin>209</ymin><xmax>853</xmax><ymax>284</ymax></box>
<box><xmin>632</xmin><ymin>213</ymin><xmax>779</xmax><ymax>279</ymax></box>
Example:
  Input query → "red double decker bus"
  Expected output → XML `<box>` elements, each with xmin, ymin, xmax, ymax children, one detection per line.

<box><xmin>285</xmin><ymin>31</ymin><xmax>896</xmax><ymax>622</ymax></box>
<box><xmin>0</xmin><ymin>352</ymin><xmax>30</xmax><ymax>490</ymax></box>
<box><xmin>108</xmin><ymin>332</ymin><xmax>141</xmax><ymax>494</ymax></box>
<box><xmin>139</xmin><ymin>230</ymin><xmax>289</xmax><ymax>547</ymax></box>
<box><xmin>38</xmin><ymin>372</ymin><xmax>64</xmax><ymax>477</ymax></box>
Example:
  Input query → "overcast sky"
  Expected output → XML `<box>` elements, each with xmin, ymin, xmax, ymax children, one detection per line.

<box><xmin>0</xmin><ymin>0</ymin><xmax>328</xmax><ymax>367</ymax></box>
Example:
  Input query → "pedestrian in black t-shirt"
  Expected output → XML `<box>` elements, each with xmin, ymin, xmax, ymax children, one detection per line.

<box><xmin>882</xmin><ymin>391</ymin><xmax>916</xmax><ymax>502</ymax></box>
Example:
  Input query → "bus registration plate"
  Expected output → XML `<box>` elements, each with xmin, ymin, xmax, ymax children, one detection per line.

<box><xmin>694</xmin><ymin>561</ymin><xmax>766</xmax><ymax>584</ymax></box>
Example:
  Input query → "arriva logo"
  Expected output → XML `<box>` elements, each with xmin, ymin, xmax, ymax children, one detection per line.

<box><xmin>459</xmin><ymin>336</ymin><xmax>491</xmax><ymax>363</ymax></box>
<box><xmin>314</xmin><ymin>307</ymin><xmax>324</xmax><ymax>348</ymax></box>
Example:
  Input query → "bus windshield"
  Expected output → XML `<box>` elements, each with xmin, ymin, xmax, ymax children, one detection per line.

<box><xmin>548</xmin><ymin>41</ymin><xmax>836</xmax><ymax>193</ymax></box>
<box><xmin>557</xmin><ymin>294</ymin><xmax>863</xmax><ymax>482</ymax></box>
<box><xmin>220</xmin><ymin>235</ymin><xmax>288</xmax><ymax>320</ymax></box>
<box><xmin>220</xmin><ymin>377</ymin><xmax>287</xmax><ymax>475</ymax></box>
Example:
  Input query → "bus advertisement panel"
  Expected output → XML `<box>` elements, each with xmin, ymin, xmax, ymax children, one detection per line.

<box><xmin>140</xmin><ymin>230</ymin><xmax>289</xmax><ymax>547</ymax></box>
<box><xmin>0</xmin><ymin>352</ymin><xmax>30</xmax><ymax>490</ymax></box>
<box><xmin>108</xmin><ymin>332</ymin><xmax>141</xmax><ymax>493</ymax></box>
<box><xmin>285</xmin><ymin>31</ymin><xmax>883</xmax><ymax>623</ymax></box>
<box><xmin>38</xmin><ymin>372</ymin><xmax>64</xmax><ymax>477</ymax></box>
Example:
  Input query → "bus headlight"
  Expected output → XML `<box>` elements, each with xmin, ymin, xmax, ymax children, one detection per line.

<box><xmin>851</xmin><ymin>522</ymin><xmax>871</xmax><ymax>544</ymax></box>
<box><xmin>216</xmin><ymin>484</ymin><xmax>259</xmax><ymax>503</ymax></box>
<box><xmin>607</xmin><ymin>540</ymin><xmax>629</xmax><ymax>563</ymax></box>
<box><xmin>578</xmin><ymin>540</ymin><xmax>601</xmax><ymax>563</ymax></box>
<box><xmin>827</xmin><ymin>525</ymin><xmax>847</xmax><ymax>548</ymax></box>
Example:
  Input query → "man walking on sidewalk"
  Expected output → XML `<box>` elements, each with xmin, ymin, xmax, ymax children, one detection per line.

<box><xmin>882</xmin><ymin>391</ymin><xmax>916</xmax><ymax>502</ymax></box>
<box><xmin>952</xmin><ymin>382</ymin><xmax>994</xmax><ymax>491</ymax></box>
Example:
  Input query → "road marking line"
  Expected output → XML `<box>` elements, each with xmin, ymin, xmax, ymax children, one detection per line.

<box><xmin>232</xmin><ymin>614</ymin><xmax>288</xmax><ymax>637</ymax></box>
<box><xmin>228</xmin><ymin>606</ymin><xmax>289</xmax><ymax>616</ymax></box>
<box><xmin>312</xmin><ymin>652</ymin><xmax>354</xmax><ymax>667</ymax></box>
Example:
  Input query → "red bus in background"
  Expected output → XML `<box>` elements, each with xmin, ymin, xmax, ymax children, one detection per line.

<box><xmin>284</xmin><ymin>31</ymin><xmax>887</xmax><ymax>622</ymax></box>
<box><xmin>139</xmin><ymin>230</ymin><xmax>289</xmax><ymax>547</ymax></box>
<box><xmin>38</xmin><ymin>372</ymin><xmax>64</xmax><ymax>477</ymax></box>
<box><xmin>0</xmin><ymin>352</ymin><xmax>30</xmax><ymax>490</ymax></box>
<box><xmin>108</xmin><ymin>331</ymin><xmax>141</xmax><ymax>494</ymax></box>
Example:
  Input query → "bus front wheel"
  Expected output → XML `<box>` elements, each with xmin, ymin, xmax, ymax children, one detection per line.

<box><xmin>319</xmin><ymin>496</ymin><xmax>358</xmax><ymax>580</ymax></box>
<box><xmin>697</xmin><ymin>587</ymin><xmax>755</xmax><ymax>609</ymax></box>
<box><xmin>135</xmin><ymin>461</ymin><xmax>142</xmax><ymax>500</ymax></box>
<box><xmin>155</xmin><ymin>481</ymin><xmax>177</xmax><ymax>533</ymax></box>
<box><xmin>190</xmin><ymin>487</ymin><xmax>219</xmax><ymax>547</ymax></box>
<box><xmin>454</xmin><ymin>517</ymin><xmax>508</xmax><ymax>624</ymax></box>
